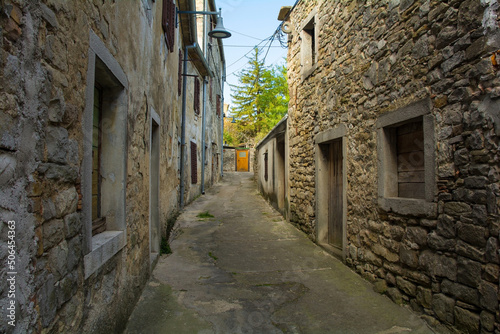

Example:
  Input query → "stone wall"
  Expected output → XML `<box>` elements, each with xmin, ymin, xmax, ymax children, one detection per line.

<box><xmin>285</xmin><ymin>0</ymin><xmax>500</xmax><ymax>332</ymax></box>
<box><xmin>0</xmin><ymin>0</ymin><xmax>224</xmax><ymax>333</ymax></box>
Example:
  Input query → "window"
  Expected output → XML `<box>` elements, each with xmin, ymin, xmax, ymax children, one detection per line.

<box><xmin>300</xmin><ymin>9</ymin><xmax>318</xmax><ymax>80</ymax></box>
<box><xmin>162</xmin><ymin>0</ymin><xmax>175</xmax><ymax>52</ymax></box>
<box><xmin>395</xmin><ymin>120</ymin><xmax>425</xmax><ymax>199</ymax></box>
<box><xmin>376</xmin><ymin>99</ymin><xmax>436</xmax><ymax>216</ymax></box>
<box><xmin>83</xmin><ymin>30</ymin><xmax>128</xmax><ymax>279</ymax></box>
<box><xmin>191</xmin><ymin>141</ymin><xmax>198</xmax><ymax>184</ymax></box>
<box><xmin>194</xmin><ymin>78</ymin><xmax>200</xmax><ymax>115</ymax></box>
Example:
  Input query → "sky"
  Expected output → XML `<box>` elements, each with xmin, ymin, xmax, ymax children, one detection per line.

<box><xmin>217</xmin><ymin>0</ymin><xmax>297</xmax><ymax>114</ymax></box>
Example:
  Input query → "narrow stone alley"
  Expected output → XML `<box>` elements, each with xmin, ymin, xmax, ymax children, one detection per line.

<box><xmin>124</xmin><ymin>172</ymin><xmax>433</xmax><ymax>334</ymax></box>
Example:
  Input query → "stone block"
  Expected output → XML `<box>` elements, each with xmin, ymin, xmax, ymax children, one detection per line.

<box><xmin>56</xmin><ymin>272</ymin><xmax>77</xmax><ymax>307</ymax></box>
<box><xmin>0</xmin><ymin>154</ymin><xmax>16</xmax><ymax>188</ymax></box>
<box><xmin>416</xmin><ymin>286</ymin><xmax>432</xmax><ymax>309</ymax></box>
<box><xmin>46</xmin><ymin>126</ymin><xmax>69</xmax><ymax>164</ymax></box>
<box><xmin>405</xmin><ymin>226</ymin><xmax>427</xmax><ymax>248</ymax></box>
<box><xmin>454</xmin><ymin>307</ymin><xmax>480</xmax><ymax>334</ymax></box>
<box><xmin>396</xmin><ymin>276</ymin><xmax>417</xmax><ymax>296</ymax></box>
<box><xmin>444</xmin><ymin>202</ymin><xmax>471</xmax><ymax>216</ymax></box>
<box><xmin>0</xmin><ymin>110</ymin><xmax>18</xmax><ymax>151</ymax></box>
<box><xmin>400</xmin><ymin>245</ymin><xmax>419</xmax><ymax>268</ymax></box>
<box><xmin>457</xmin><ymin>223</ymin><xmax>487</xmax><ymax>248</ymax></box>
<box><xmin>419</xmin><ymin>250</ymin><xmax>457</xmax><ymax>280</ymax></box>
<box><xmin>40</xmin><ymin>3</ymin><xmax>59</xmax><ymax>28</ymax></box>
<box><xmin>455</xmin><ymin>240</ymin><xmax>484</xmax><ymax>262</ymax></box>
<box><xmin>64</xmin><ymin>213</ymin><xmax>81</xmax><ymax>239</ymax></box>
<box><xmin>480</xmin><ymin>311</ymin><xmax>495</xmax><ymax>332</ymax></box>
<box><xmin>457</xmin><ymin>256</ymin><xmax>481</xmax><ymax>288</ymax></box>
<box><xmin>37</xmin><ymin>163</ymin><xmax>78</xmax><ymax>184</ymax></box>
<box><xmin>479</xmin><ymin>281</ymin><xmax>498</xmax><ymax>313</ymax></box>
<box><xmin>427</xmin><ymin>232</ymin><xmax>456</xmax><ymax>251</ymax></box>
<box><xmin>43</xmin><ymin>219</ymin><xmax>64</xmax><ymax>251</ymax></box>
<box><xmin>67</xmin><ymin>235</ymin><xmax>82</xmax><ymax>272</ymax></box>
<box><xmin>441</xmin><ymin>279</ymin><xmax>479</xmax><ymax>307</ymax></box>
<box><xmin>38</xmin><ymin>274</ymin><xmax>57</xmax><ymax>328</ymax></box>
<box><xmin>387</xmin><ymin>287</ymin><xmax>403</xmax><ymax>305</ymax></box>
<box><xmin>433</xmin><ymin>293</ymin><xmax>455</xmax><ymax>324</ymax></box>
<box><xmin>53</xmin><ymin>187</ymin><xmax>77</xmax><ymax>218</ymax></box>
<box><xmin>373</xmin><ymin>243</ymin><xmax>399</xmax><ymax>263</ymax></box>
<box><xmin>485</xmin><ymin>237</ymin><xmax>499</xmax><ymax>264</ymax></box>
<box><xmin>437</xmin><ymin>214</ymin><xmax>456</xmax><ymax>238</ymax></box>
<box><xmin>48</xmin><ymin>240</ymin><xmax>69</xmax><ymax>279</ymax></box>
<box><xmin>42</xmin><ymin>198</ymin><xmax>57</xmax><ymax>222</ymax></box>
<box><xmin>373</xmin><ymin>279</ymin><xmax>387</xmax><ymax>294</ymax></box>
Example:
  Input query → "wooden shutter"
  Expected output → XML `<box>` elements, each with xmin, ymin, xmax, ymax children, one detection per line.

<box><xmin>194</xmin><ymin>78</ymin><xmax>200</xmax><ymax>114</ymax></box>
<box><xmin>216</xmin><ymin>94</ymin><xmax>221</xmax><ymax>117</ymax></box>
<box><xmin>396</xmin><ymin>120</ymin><xmax>425</xmax><ymax>199</ymax></box>
<box><xmin>264</xmin><ymin>152</ymin><xmax>268</xmax><ymax>181</ymax></box>
<box><xmin>191</xmin><ymin>142</ymin><xmax>198</xmax><ymax>184</ymax></box>
<box><xmin>178</xmin><ymin>49</ymin><xmax>182</xmax><ymax>96</ymax></box>
<box><xmin>162</xmin><ymin>0</ymin><xmax>175</xmax><ymax>52</ymax></box>
<box><xmin>92</xmin><ymin>86</ymin><xmax>106</xmax><ymax>236</ymax></box>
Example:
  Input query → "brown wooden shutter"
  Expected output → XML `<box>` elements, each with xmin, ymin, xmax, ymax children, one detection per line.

<box><xmin>191</xmin><ymin>142</ymin><xmax>198</xmax><ymax>184</ymax></box>
<box><xmin>194</xmin><ymin>78</ymin><xmax>200</xmax><ymax>114</ymax></box>
<box><xmin>178</xmin><ymin>49</ymin><xmax>182</xmax><ymax>96</ymax></box>
<box><xmin>396</xmin><ymin>120</ymin><xmax>425</xmax><ymax>199</ymax></box>
<box><xmin>264</xmin><ymin>152</ymin><xmax>268</xmax><ymax>181</ymax></box>
<box><xmin>216</xmin><ymin>94</ymin><xmax>221</xmax><ymax>117</ymax></box>
<box><xmin>162</xmin><ymin>0</ymin><xmax>175</xmax><ymax>52</ymax></box>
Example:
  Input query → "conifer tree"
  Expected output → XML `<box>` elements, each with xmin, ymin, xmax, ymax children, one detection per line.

<box><xmin>230</xmin><ymin>48</ymin><xmax>289</xmax><ymax>146</ymax></box>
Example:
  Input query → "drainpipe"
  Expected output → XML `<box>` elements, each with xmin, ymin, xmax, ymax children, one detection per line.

<box><xmin>201</xmin><ymin>78</ymin><xmax>207</xmax><ymax>194</ymax></box>
<box><xmin>180</xmin><ymin>43</ymin><xmax>197</xmax><ymax>209</ymax></box>
<box><xmin>220</xmin><ymin>60</ymin><xmax>226</xmax><ymax>177</ymax></box>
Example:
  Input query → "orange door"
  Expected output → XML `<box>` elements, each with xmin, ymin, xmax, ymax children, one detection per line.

<box><xmin>236</xmin><ymin>149</ymin><xmax>249</xmax><ymax>172</ymax></box>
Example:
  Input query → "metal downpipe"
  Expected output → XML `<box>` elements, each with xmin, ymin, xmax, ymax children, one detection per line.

<box><xmin>180</xmin><ymin>43</ymin><xmax>196</xmax><ymax>209</ymax></box>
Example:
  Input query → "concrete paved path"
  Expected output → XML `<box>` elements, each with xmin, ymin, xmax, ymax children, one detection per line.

<box><xmin>124</xmin><ymin>172</ymin><xmax>433</xmax><ymax>334</ymax></box>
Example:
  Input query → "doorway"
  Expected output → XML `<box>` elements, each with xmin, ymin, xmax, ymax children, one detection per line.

<box><xmin>236</xmin><ymin>149</ymin><xmax>249</xmax><ymax>172</ymax></box>
<box><xmin>149</xmin><ymin>115</ymin><xmax>160</xmax><ymax>265</ymax></box>
<box><xmin>327</xmin><ymin>140</ymin><xmax>343</xmax><ymax>248</ymax></box>
<box><xmin>315</xmin><ymin>126</ymin><xmax>346</xmax><ymax>260</ymax></box>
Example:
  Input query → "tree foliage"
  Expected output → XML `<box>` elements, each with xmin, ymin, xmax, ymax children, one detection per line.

<box><xmin>229</xmin><ymin>48</ymin><xmax>288</xmax><ymax>146</ymax></box>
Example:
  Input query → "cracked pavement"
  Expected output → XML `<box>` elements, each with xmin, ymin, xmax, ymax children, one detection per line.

<box><xmin>124</xmin><ymin>172</ymin><xmax>434</xmax><ymax>334</ymax></box>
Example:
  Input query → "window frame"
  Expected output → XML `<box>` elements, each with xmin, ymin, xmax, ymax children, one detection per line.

<box><xmin>376</xmin><ymin>98</ymin><xmax>437</xmax><ymax>217</ymax></box>
<box><xmin>82</xmin><ymin>30</ymin><xmax>128</xmax><ymax>279</ymax></box>
<box><xmin>300</xmin><ymin>8</ymin><xmax>318</xmax><ymax>81</ymax></box>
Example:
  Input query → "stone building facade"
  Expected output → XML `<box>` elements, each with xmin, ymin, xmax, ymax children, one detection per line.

<box><xmin>0</xmin><ymin>0</ymin><xmax>225</xmax><ymax>332</ymax></box>
<box><xmin>276</xmin><ymin>0</ymin><xmax>500</xmax><ymax>332</ymax></box>
<box><xmin>255</xmin><ymin>115</ymin><xmax>289</xmax><ymax>218</ymax></box>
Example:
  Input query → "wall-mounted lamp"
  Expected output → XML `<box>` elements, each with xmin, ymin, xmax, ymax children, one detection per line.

<box><xmin>176</xmin><ymin>8</ymin><xmax>231</xmax><ymax>39</ymax></box>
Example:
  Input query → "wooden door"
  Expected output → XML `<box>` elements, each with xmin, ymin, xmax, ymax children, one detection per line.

<box><xmin>236</xmin><ymin>149</ymin><xmax>249</xmax><ymax>172</ymax></box>
<box><xmin>328</xmin><ymin>140</ymin><xmax>343</xmax><ymax>248</ymax></box>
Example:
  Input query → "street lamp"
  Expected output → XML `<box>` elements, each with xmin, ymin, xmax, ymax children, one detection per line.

<box><xmin>176</xmin><ymin>8</ymin><xmax>231</xmax><ymax>39</ymax></box>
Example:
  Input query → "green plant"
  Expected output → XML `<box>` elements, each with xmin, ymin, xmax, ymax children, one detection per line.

<box><xmin>208</xmin><ymin>252</ymin><xmax>218</xmax><ymax>261</ymax></box>
<box><xmin>197</xmin><ymin>211</ymin><xmax>214</xmax><ymax>218</ymax></box>
<box><xmin>160</xmin><ymin>237</ymin><xmax>171</xmax><ymax>255</ymax></box>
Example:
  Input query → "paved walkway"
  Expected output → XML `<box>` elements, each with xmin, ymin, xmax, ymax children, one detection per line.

<box><xmin>124</xmin><ymin>172</ymin><xmax>433</xmax><ymax>334</ymax></box>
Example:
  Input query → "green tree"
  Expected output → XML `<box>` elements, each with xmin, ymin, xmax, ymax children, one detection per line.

<box><xmin>230</xmin><ymin>48</ymin><xmax>288</xmax><ymax>146</ymax></box>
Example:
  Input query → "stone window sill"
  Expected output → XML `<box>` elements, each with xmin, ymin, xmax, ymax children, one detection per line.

<box><xmin>301</xmin><ymin>64</ymin><xmax>317</xmax><ymax>81</ymax></box>
<box><xmin>379</xmin><ymin>197</ymin><xmax>437</xmax><ymax>218</ymax></box>
<box><xmin>84</xmin><ymin>230</ymin><xmax>126</xmax><ymax>279</ymax></box>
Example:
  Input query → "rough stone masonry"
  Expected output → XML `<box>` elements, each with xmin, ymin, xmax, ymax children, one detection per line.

<box><xmin>284</xmin><ymin>0</ymin><xmax>500</xmax><ymax>333</ymax></box>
